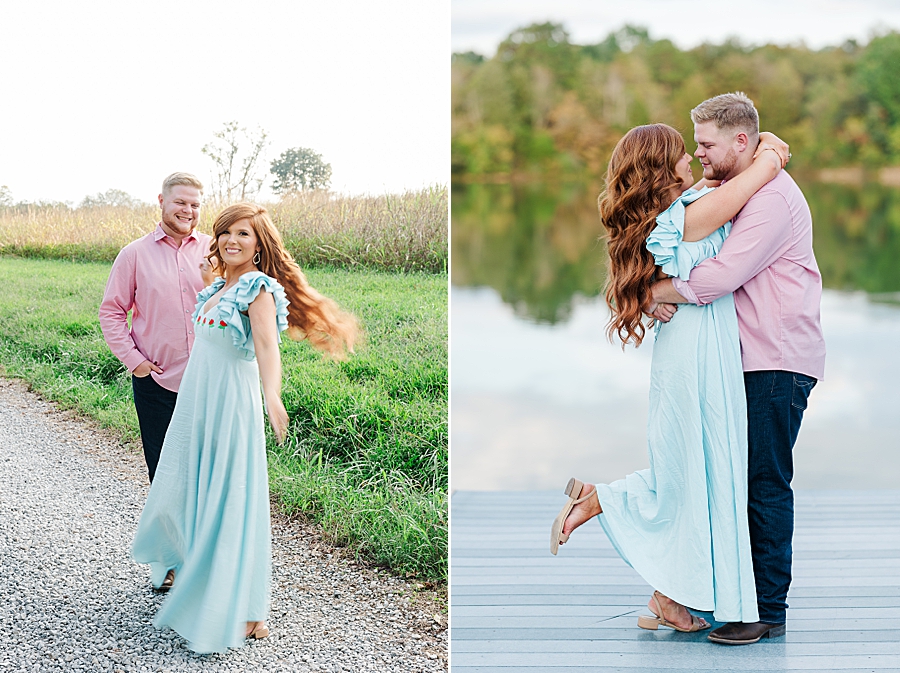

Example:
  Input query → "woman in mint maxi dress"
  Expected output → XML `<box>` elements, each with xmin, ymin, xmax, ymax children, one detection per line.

<box><xmin>551</xmin><ymin>123</ymin><xmax>789</xmax><ymax>629</ymax></box>
<box><xmin>132</xmin><ymin>203</ymin><xmax>358</xmax><ymax>654</ymax></box>
<box><xmin>593</xmin><ymin>185</ymin><xmax>757</xmax><ymax>624</ymax></box>
<box><xmin>132</xmin><ymin>271</ymin><xmax>288</xmax><ymax>653</ymax></box>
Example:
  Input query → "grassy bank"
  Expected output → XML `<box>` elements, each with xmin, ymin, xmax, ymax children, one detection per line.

<box><xmin>0</xmin><ymin>256</ymin><xmax>447</xmax><ymax>580</ymax></box>
<box><xmin>0</xmin><ymin>186</ymin><xmax>448</xmax><ymax>273</ymax></box>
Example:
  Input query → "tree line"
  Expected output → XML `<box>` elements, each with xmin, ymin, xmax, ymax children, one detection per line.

<box><xmin>451</xmin><ymin>23</ymin><xmax>900</xmax><ymax>180</ymax></box>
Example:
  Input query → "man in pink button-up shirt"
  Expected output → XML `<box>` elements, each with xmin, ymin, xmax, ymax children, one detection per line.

<box><xmin>99</xmin><ymin>172</ymin><xmax>213</xmax><ymax>483</ymax></box>
<box><xmin>650</xmin><ymin>93</ymin><xmax>825</xmax><ymax>646</ymax></box>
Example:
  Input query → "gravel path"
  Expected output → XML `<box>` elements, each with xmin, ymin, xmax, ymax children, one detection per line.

<box><xmin>0</xmin><ymin>379</ymin><xmax>448</xmax><ymax>672</ymax></box>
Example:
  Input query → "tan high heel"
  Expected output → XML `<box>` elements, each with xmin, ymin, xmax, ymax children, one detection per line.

<box><xmin>246</xmin><ymin>621</ymin><xmax>270</xmax><ymax>639</ymax></box>
<box><xmin>550</xmin><ymin>478</ymin><xmax>592</xmax><ymax>555</ymax></box>
<box><xmin>637</xmin><ymin>591</ymin><xmax>709</xmax><ymax>632</ymax></box>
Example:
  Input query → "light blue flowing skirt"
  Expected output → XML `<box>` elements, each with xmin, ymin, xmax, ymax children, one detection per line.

<box><xmin>132</xmin><ymin>320</ymin><xmax>271</xmax><ymax>653</ymax></box>
<box><xmin>594</xmin><ymin>295</ymin><xmax>758</xmax><ymax>623</ymax></box>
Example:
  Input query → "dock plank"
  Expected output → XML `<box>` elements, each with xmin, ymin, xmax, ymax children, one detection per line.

<box><xmin>450</xmin><ymin>489</ymin><xmax>900</xmax><ymax>671</ymax></box>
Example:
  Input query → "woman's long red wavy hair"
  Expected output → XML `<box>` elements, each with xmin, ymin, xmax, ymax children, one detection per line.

<box><xmin>207</xmin><ymin>203</ymin><xmax>359</xmax><ymax>359</ymax></box>
<box><xmin>598</xmin><ymin>124</ymin><xmax>686</xmax><ymax>347</ymax></box>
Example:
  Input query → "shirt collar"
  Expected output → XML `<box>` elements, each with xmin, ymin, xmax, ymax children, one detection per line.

<box><xmin>153</xmin><ymin>222</ymin><xmax>199</xmax><ymax>244</ymax></box>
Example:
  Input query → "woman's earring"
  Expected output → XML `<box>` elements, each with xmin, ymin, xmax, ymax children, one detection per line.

<box><xmin>253</xmin><ymin>251</ymin><xmax>261</xmax><ymax>265</ymax></box>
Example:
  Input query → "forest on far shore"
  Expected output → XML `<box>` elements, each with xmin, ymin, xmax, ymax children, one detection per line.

<box><xmin>452</xmin><ymin>23</ymin><xmax>900</xmax><ymax>180</ymax></box>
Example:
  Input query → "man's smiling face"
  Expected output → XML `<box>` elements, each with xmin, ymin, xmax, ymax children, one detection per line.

<box><xmin>693</xmin><ymin>121</ymin><xmax>739</xmax><ymax>181</ymax></box>
<box><xmin>158</xmin><ymin>185</ymin><xmax>202</xmax><ymax>239</ymax></box>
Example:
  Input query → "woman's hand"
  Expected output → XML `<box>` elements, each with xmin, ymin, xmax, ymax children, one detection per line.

<box><xmin>753</xmin><ymin>131</ymin><xmax>790</xmax><ymax>169</ymax></box>
<box><xmin>266</xmin><ymin>396</ymin><xmax>289</xmax><ymax>444</ymax></box>
<box><xmin>694</xmin><ymin>178</ymin><xmax>722</xmax><ymax>190</ymax></box>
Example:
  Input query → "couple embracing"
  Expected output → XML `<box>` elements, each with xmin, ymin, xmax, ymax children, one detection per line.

<box><xmin>551</xmin><ymin>92</ymin><xmax>825</xmax><ymax>646</ymax></box>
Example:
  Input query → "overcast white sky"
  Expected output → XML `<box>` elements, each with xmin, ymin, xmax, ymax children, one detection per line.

<box><xmin>0</xmin><ymin>0</ymin><xmax>448</xmax><ymax>204</ymax></box>
<box><xmin>453</xmin><ymin>0</ymin><xmax>900</xmax><ymax>55</ymax></box>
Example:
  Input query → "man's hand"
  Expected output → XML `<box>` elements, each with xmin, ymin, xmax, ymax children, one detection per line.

<box><xmin>651</xmin><ymin>302</ymin><xmax>678</xmax><ymax>323</ymax></box>
<box><xmin>133</xmin><ymin>360</ymin><xmax>164</xmax><ymax>378</ymax></box>
<box><xmin>648</xmin><ymin>278</ymin><xmax>689</xmax><ymax>323</ymax></box>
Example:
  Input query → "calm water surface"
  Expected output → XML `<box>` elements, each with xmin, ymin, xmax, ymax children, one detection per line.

<box><xmin>451</xmin><ymin>178</ymin><xmax>900</xmax><ymax>490</ymax></box>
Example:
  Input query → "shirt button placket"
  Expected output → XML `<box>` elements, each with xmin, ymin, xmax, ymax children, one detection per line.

<box><xmin>176</xmin><ymin>248</ymin><xmax>192</xmax><ymax>347</ymax></box>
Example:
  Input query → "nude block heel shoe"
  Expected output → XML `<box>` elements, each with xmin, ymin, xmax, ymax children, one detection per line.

<box><xmin>637</xmin><ymin>591</ymin><xmax>710</xmax><ymax>632</ymax></box>
<box><xmin>246</xmin><ymin>621</ymin><xmax>270</xmax><ymax>640</ymax></box>
<box><xmin>550</xmin><ymin>478</ymin><xmax>592</xmax><ymax>555</ymax></box>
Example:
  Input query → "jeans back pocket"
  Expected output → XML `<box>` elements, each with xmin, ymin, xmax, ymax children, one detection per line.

<box><xmin>791</xmin><ymin>374</ymin><xmax>816</xmax><ymax>410</ymax></box>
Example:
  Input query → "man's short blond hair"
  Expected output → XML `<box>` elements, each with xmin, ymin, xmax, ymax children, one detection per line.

<box><xmin>691</xmin><ymin>92</ymin><xmax>759</xmax><ymax>140</ymax></box>
<box><xmin>161</xmin><ymin>172</ymin><xmax>204</xmax><ymax>196</ymax></box>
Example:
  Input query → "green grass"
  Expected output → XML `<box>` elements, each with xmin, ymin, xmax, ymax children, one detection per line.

<box><xmin>0</xmin><ymin>256</ymin><xmax>447</xmax><ymax>580</ymax></box>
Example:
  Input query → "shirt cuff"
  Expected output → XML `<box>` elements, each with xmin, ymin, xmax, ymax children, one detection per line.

<box><xmin>671</xmin><ymin>277</ymin><xmax>701</xmax><ymax>305</ymax></box>
<box><xmin>122</xmin><ymin>350</ymin><xmax>148</xmax><ymax>373</ymax></box>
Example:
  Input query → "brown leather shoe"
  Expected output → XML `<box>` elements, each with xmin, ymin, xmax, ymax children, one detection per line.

<box><xmin>708</xmin><ymin>621</ymin><xmax>786</xmax><ymax>645</ymax></box>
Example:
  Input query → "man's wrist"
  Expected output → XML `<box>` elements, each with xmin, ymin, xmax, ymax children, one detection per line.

<box><xmin>123</xmin><ymin>351</ymin><xmax>148</xmax><ymax>372</ymax></box>
<box><xmin>652</xmin><ymin>277</ymin><xmax>691</xmax><ymax>304</ymax></box>
<box><xmin>651</xmin><ymin>279</ymin><xmax>673</xmax><ymax>304</ymax></box>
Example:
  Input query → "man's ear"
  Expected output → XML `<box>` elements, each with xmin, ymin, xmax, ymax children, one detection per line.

<box><xmin>734</xmin><ymin>132</ymin><xmax>750</xmax><ymax>152</ymax></box>
<box><xmin>158</xmin><ymin>193</ymin><xmax>164</xmax><ymax>208</ymax></box>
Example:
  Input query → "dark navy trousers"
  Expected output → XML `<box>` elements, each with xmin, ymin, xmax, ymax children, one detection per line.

<box><xmin>131</xmin><ymin>374</ymin><xmax>177</xmax><ymax>483</ymax></box>
<box><xmin>744</xmin><ymin>370</ymin><xmax>817</xmax><ymax>624</ymax></box>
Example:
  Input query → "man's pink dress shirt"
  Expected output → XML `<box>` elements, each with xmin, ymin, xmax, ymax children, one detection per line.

<box><xmin>99</xmin><ymin>224</ymin><xmax>213</xmax><ymax>392</ymax></box>
<box><xmin>671</xmin><ymin>170</ymin><xmax>826</xmax><ymax>380</ymax></box>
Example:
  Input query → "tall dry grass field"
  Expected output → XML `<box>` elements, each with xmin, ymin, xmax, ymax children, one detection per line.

<box><xmin>0</xmin><ymin>186</ymin><xmax>447</xmax><ymax>273</ymax></box>
<box><xmin>272</xmin><ymin>187</ymin><xmax>447</xmax><ymax>272</ymax></box>
<box><xmin>0</xmin><ymin>203</ymin><xmax>160</xmax><ymax>262</ymax></box>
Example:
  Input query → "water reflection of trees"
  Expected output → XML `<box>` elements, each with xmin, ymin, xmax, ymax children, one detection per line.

<box><xmin>451</xmin><ymin>182</ymin><xmax>606</xmax><ymax>323</ymax></box>
<box><xmin>452</xmin><ymin>179</ymin><xmax>900</xmax><ymax>322</ymax></box>
<box><xmin>807</xmin><ymin>182</ymin><xmax>900</xmax><ymax>295</ymax></box>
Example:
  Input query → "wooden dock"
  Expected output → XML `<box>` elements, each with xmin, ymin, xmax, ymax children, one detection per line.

<box><xmin>451</xmin><ymin>490</ymin><xmax>900</xmax><ymax>672</ymax></box>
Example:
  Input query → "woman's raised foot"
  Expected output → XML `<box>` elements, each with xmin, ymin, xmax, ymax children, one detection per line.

<box><xmin>561</xmin><ymin>482</ymin><xmax>601</xmax><ymax>540</ymax></box>
<box><xmin>551</xmin><ymin>478</ymin><xmax>600</xmax><ymax>554</ymax></box>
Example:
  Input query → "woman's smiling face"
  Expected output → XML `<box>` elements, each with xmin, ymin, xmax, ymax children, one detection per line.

<box><xmin>217</xmin><ymin>218</ymin><xmax>259</xmax><ymax>269</ymax></box>
<box><xmin>675</xmin><ymin>151</ymin><xmax>694</xmax><ymax>191</ymax></box>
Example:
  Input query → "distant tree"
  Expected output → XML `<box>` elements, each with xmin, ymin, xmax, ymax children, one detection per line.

<box><xmin>79</xmin><ymin>188</ymin><xmax>143</xmax><ymax>208</ymax></box>
<box><xmin>202</xmin><ymin>121</ymin><xmax>269</xmax><ymax>202</ymax></box>
<box><xmin>857</xmin><ymin>32</ymin><xmax>900</xmax><ymax>126</ymax></box>
<box><xmin>0</xmin><ymin>185</ymin><xmax>12</xmax><ymax>207</ymax></box>
<box><xmin>269</xmin><ymin>147</ymin><xmax>332</xmax><ymax>194</ymax></box>
<box><xmin>452</xmin><ymin>51</ymin><xmax>485</xmax><ymax>65</ymax></box>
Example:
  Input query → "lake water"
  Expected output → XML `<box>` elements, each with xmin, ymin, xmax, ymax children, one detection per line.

<box><xmin>451</xmin><ymin>178</ymin><xmax>900</xmax><ymax>490</ymax></box>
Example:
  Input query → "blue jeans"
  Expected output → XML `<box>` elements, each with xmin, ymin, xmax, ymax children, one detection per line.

<box><xmin>744</xmin><ymin>370</ymin><xmax>816</xmax><ymax>624</ymax></box>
